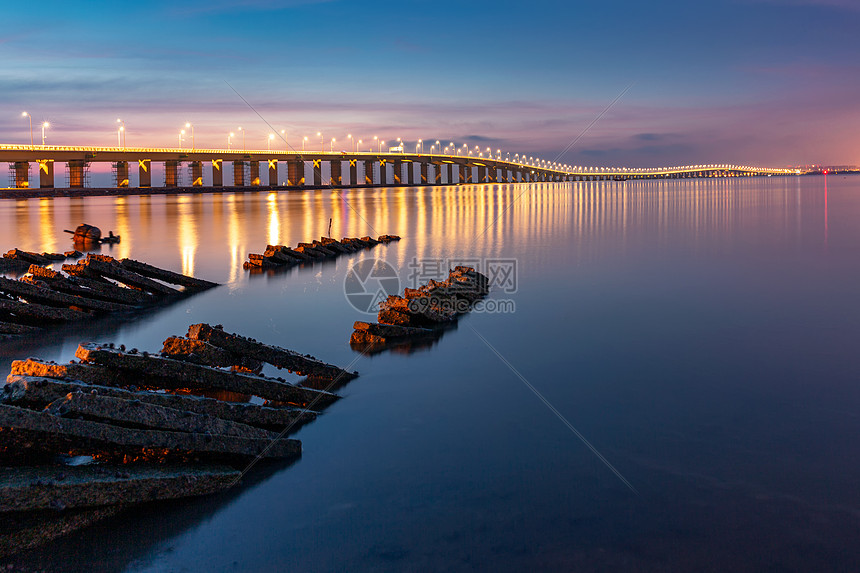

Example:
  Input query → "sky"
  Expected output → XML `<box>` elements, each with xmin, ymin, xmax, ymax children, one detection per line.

<box><xmin>1</xmin><ymin>0</ymin><xmax>858</xmax><ymax>168</ymax></box>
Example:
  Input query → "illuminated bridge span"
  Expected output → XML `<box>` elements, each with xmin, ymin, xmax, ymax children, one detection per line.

<box><xmin>0</xmin><ymin>145</ymin><xmax>799</xmax><ymax>191</ymax></box>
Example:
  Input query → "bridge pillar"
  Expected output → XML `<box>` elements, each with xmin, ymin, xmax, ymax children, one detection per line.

<box><xmin>164</xmin><ymin>160</ymin><xmax>180</xmax><ymax>187</ymax></box>
<box><xmin>420</xmin><ymin>161</ymin><xmax>428</xmax><ymax>184</ymax></box>
<box><xmin>39</xmin><ymin>160</ymin><xmax>54</xmax><ymax>188</ymax></box>
<box><xmin>287</xmin><ymin>160</ymin><xmax>303</xmax><ymax>186</ymax></box>
<box><xmin>477</xmin><ymin>165</ymin><xmax>487</xmax><ymax>183</ymax></box>
<box><xmin>68</xmin><ymin>160</ymin><xmax>87</xmax><ymax>188</ymax></box>
<box><xmin>403</xmin><ymin>162</ymin><xmax>412</xmax><ymax>185</ymax></box>
<box><xmin>12</xmin><ymin>162</ymin><xmax>29</xmax><ymax>188</ymax></box>
<box><xmin>212</xmin><ymin>160</ymin><xmax>223</xmax><ymax>186</ymax></box>
<box><xmin>233</xmin><ymin>161</ymin><xmax>246</xmax><ymax>186</ymax></box>
<box><xmin>249</xmin><ymin>161</ymin><xmax>260</xmax><ymax>186</ymax></box>
<box><xmin>114</xmin><ymin>161</ymin><xmax>130</xmax><ymax>187</ymax></box>
<box><xmin>349</xmin><ymin>159</ymin><xmax>358</xmax><ymax>186</ymax></box>
<box><xmin>434</xmin><ymin>164</ymin><xmax>442</xmax><ymax>185</ymax></box>
<box><xmin>268</xmin><ymin>159</ymin><xmax>278</xmax><ymax>186</ymax></box>
<box><xmin>330</xmin><ymin>160</ymin><xmax>342</xmax><ymax>186</ymax></box>
<box><xmin>379</xmin><ymin>160</ymin><xmax>388</xmax><ymax>186</ymax></box>
<box><xmin>190</xmin><ymin>161</ymin><xmax>203</xmax><ymax>187</ymax></box>
<box><xmin>393</xmin><ymin>160</ymin><xmax>402</xmax><ymax>185</ymax></box>
<box><xmin>364</xmin><ymin>160</ymin><xmax>374</xmax><ymax>185</ymax></box>
<box><xmin>312</xmin><ymin>160</ymin><xmax>322</xmax><ymax>186</ymax></box>
<box><xmin>489</xmin><ymin>165</ymin><xmax>497</xmax><ymax>183</ymax></box>
<box><xmin>138</xmin><ymin>160</ymin><xmax>151</xmax><ymax>188</ymax></box>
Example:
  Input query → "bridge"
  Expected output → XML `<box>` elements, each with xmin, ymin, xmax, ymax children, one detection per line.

<box><xmin>0</xmin><ymin>144</ymin><xmax>799</xmax><ymax>191</ymax></box>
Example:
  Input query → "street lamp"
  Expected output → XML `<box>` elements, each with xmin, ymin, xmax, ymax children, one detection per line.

<box><xmin>116</xmin><ymin>118</ymin><xmax>125</xmax><ymax>149</ymax></box>
<box><xmin>281</xmin><ymin>130</ymin><xmax>287</xmax><ymax>151</ymax></box>
<box><xmin>41</xmin><ymin>122</ymin><xmax>50</xmax><ymax>146</ymax></box>
<box><xmin>373</xmin><ymin>136</ymin><xmax>379</xmax><ymax>152</ymax></box>
<box><xmin>268</xmin><ymin>133</ymin><xmax>275</xmax><ymax>151</ymax></box>
<box><xmin>330</xmin><ymin>137</ymin><xmax>336</xmax><ymax>152</ymax></box>
<box><xmin>179</xmin><ymin>129</ymin><xmax>185</xmax><ymax>149</ymax></box>
<box><xmin>348</xmin><ymin>133</ymin><xmax>354</xmax><ymax>152</ymax></box>
<box><xmin>228</xmin><ymin>132</ymin><xmax>234</xmax><ymax>150</ymax></box>
<box><xmin>185</xmin><ymin>122</ymin><xmax>194</xmax><ymax>150</ymax></box>
<box><xmin>418</xmin><ymin>139</ymin><xmax>423</xmax><ymax>153</ymax></box>
<box><xmin>358</xmin><ymin>139</ymin><xmax>363</xmax><ymax>151</ymax></box>
<box><xmin>22</xmin><ymin>112</ymin><xmax>33</xmax><ymax>146</ymax></box>
<box><xmin>237</xmin><ymin>126</ymin><xmax>245</xmax><ymax>152</ymax></box>
<box><xmin>302</xmin><ymin>136</ymin><xmax>308</xmax><ymax>152</ymax></box>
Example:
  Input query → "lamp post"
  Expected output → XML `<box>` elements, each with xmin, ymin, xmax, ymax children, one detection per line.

<box><xmin>41</xmin><ymin>122</ymin><xmax>50</xmax><ymax>146</ymax></box>
<box><xmin>374</xmin><ymin>136</ymin><xmax>379</xmax><ymax>152</ymax></box>
<box><xmin>348</xmin><ymin>133</ymin><xmax>354</xmax><ymax>152</ymax></box>
<box><xmin>237</xmin><ymin>126</ymin><xmax>245</xmax><ymax>152</ymax></box>
<box><xmin>330</xmin><ymin>137</ymin><xmax>336</xmax><ymax>152</ymax></box>
<box><xmin>302</xmin><ymin>136</ymin><xmax>308</xmax><ymax>152</ymax></box>
<box><xmin>281</xmin><ymin>130</ymin><xmax>287</xmax><ymax>152</ymax></box>
<box><xmin>185</xmin><ymin>122</ymin><xmax>194</xmax><ymax>150</ymax></box>
<box><xmin>179</xmin><ymin>129</ymin><xmax>185</xmax><ymax>149</ymax></box>
<box><xmin>358</xmin><ymin>139</ymin><xmax>363</xmax><ymax>152</ymax></box>
<box><xmin>116</xmin><ymin>119</ymin><xmax>125</xmax><ymax>149</ymax></box>
<box><xmin>268</xmin><ymin>133</ymin><xmax>274</xmax><ymax>151</ymax></box>
<box><xmin>21</xmin><ymin>112</ymin><xmax>33</xmax><ymax>146</ymax></box>
<box><xmin>228</xmin><ymin>132</ymin><xmax>234</xmax><ymax>150</ymax></box>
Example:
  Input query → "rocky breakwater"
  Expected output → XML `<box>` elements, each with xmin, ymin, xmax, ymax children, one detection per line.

<box><xmin>244</xmin><ymin>234</ymin><xmax>401</xmax><ymax>272</ymax></box>
<box><xmin>0</xmin><ymin>251</ymin><xmax>218</xmax><ymax>342</ymax></box>
<box><xmin>0</xmin><ymin>323</ymin><xmax>357</xmax><ymax>557</ymax></box>
<box><xmin>350</xmin><ymin>266</ymin><xmax>490</xmax><ymax>353</ymax></box>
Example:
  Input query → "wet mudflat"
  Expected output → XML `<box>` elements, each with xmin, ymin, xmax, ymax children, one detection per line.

<box><xmin>1</xmin><ymin>178</ymin><xmax>859</xmax><ymax>571</ymax></box>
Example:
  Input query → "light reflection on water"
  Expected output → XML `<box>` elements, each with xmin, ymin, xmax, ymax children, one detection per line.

<box><xmin>1</xmin><ymin>177</ymin><xmax>858</xmax><ymax>572</ymax></box>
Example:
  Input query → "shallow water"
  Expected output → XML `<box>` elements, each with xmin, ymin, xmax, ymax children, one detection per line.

<box><xmin>2</xmin><ymin>176</ymin><xmax>859</xmax><ymax>571</ymax></box>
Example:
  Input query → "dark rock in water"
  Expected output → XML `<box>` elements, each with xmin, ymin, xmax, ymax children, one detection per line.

<box><xmin>4</xmin><ymin>376</ymin><xmax>316</xmax><ymax>432</ymax></box>
<box><xmin>74</xmin><ymin>343</ymin><xmax>340</xmax><ymax>408</ymax></box>
<box><xmin>161</xmin><ymin>336</ymin><xmax>263</xmax><ymax>374</ymax></box>
<box><xmin>0</xmin><ymin>464</ymin><xmax>240</xmax><ymax>513</ymax></box>
<box><xmin>3</xmin><ymin>249</ymin><xmax>51</xmax><ymax>266</ymax></box>
<box><xmin>40</xmin><ymin>252</ymin><xmax>67</xmax><ymax>262</ymax></box>
<box><xmin>120</xmin><ymin>258</ymin><xmax>217</xmax><ymax>290</ymax></box>
<box><xmin>0</xmin><ymin>403</ymin><xmax>300</xmax><ymax>462</ymax></box>
<box><xmin>45</xmin><ymin>392</ymin><xmax>274</xmax><ymax>440</ymax></box>
<box><xmin>0</xmin><ymin>298</ymin><xmax>92</xmax><ymax>325</ymax></box>
<box><xmin>187</xmin><ymin>323</ymin><xmax>357</xmax><ymax>383</ymax></box>
<box><xmin>68</xmin><ymin>224</ymin><xmax>101</xmax><ymax>243</ymax></box>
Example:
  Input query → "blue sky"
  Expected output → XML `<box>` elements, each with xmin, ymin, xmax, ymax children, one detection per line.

<box><xmin>1</xmin><ymin>0</ymin><xmax>858</xmax><ymax>167</ymax></box>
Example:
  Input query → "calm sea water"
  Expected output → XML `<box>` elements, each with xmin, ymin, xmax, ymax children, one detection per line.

<box><xmin>2</xmin><ymin>176</ymin><xmax>859</xmax><ymax>572</ymax></box>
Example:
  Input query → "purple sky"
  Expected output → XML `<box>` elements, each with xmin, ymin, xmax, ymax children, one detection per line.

<box><xmin>1</xmin><ymin>0</ymin><xmax>858</xmax><ymax>167</ymax></box>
